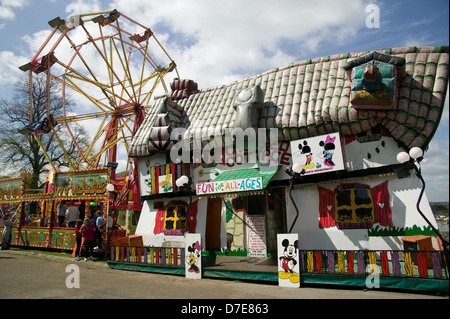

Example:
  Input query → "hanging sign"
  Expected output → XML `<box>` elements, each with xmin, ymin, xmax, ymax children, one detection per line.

<box><xmin>246</xmin><ymin>215</ymin><xmax>267</xmax><ymax>258</ymax></box>
<box><xmin>290</xmin><ymin>132</ymin><xmax>345</xmax><ymax>176</ymax></box>
<box><xmin>196</xmin><ymin>177</ymin><xmax>262</xmax><ymax>195</ymax></box>
<box><xmin>0</xmin><ymin>178</ymin><xmax>24</xmax><ymax>202</ymax></box>
<box><xmin>158</xmin><ymin>174</ymin><xmax>173</xmax><ymax>193</ymax></box>
<box><xmin>53</xmin><ymin>169</ymin><xmax>108</xmax><ymax>197</ymax></box>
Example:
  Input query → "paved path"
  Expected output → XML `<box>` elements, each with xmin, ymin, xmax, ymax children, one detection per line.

<box><xmin>1</xmin><ymin>249</ymin><xmax>447</xmax><ymax>302</ymax></box>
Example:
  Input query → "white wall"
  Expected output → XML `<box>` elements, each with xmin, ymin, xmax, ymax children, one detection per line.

<box><xmin>285</xmin><ymin>173</ymin><xmax>438</xmax><ymax>251</ymax></box>
<box><xmin>135</xmin><ymin>196</ymin><xmax>209</xmax><ymax>247</ymax></box>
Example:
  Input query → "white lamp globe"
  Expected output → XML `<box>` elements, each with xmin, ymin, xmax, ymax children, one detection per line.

<box><xmin>409</xmin><ymin>147</ymin><xmax>423</xmax><ymax>160</ymax></box>
<box><xmin>176</xmin><ymin>175</ymin><xmax>189</xmax><ymax>187</ymax></box>
<box><xmin>106</xmin><ymin>183</ymin><xmax>115</xmax><ymax>192</ymax></box>
<box><xmin>292</xmin><ymin>162</ymin><xmax>303</xmax><ymax>174</ymax></box>
<box><xmin>396</xmin><ymin>152</ymin><xmax>410</xmax><ymax>164</ymax></box>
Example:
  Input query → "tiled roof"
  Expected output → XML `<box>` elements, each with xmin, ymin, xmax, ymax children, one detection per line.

<box><xmin>130</xmin><ymin>46</ymin><xmax>449</xmax><ymax>157</ymax></box>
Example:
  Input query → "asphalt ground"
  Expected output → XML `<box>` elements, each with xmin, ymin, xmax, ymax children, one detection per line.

<box><xmin>0</xmin><ymin>248</ymin><xmax>447</xmax><ymax>316</ymax></box>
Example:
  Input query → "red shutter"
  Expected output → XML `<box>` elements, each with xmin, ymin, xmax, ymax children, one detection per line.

<box><xmin>186</xmin><ymin>200</ymin><xmax>198</xmax><ymax>233</ymax></box>
<box><xmin>318</xmin><ymin>186</ymin><xmax>335</xmax><ymax>229</ymax></box>
<box><xmin>370</xmin><ymin>181</ymin><xmax>393</xmax><ymax>228</ymax></box>
<box><xmin>155</xmin><ymin>165</ymin><xmax>160</xmax><ymax>194</ymax></box>
<box><xmin>153</xmin><ymin>209</ymin><xmax>166</xmax><ymax>234</ymax></box>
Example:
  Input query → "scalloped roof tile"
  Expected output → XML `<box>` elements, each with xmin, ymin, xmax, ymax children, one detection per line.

<box><xmin>130</xmin><ymin>46</ymin><xmax>449</xmax><ymax>157</ymax></box>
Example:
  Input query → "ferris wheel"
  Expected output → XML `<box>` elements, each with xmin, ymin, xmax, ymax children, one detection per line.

<box><xmin>19</xmin><ymin>9</ymin><xmax>178</xmax><ymax>197</ymax></box>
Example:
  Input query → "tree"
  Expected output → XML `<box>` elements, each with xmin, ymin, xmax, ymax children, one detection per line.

<box><xmin>0</xmin><ymin>74</ymin><xmax>89</xmax><ymax>191</ymax></box>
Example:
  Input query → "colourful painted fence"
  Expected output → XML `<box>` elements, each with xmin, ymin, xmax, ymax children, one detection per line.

<box><xmin>110</xmin><ymin>245</ymin><xmax>185</xmax><ymax>267</ymax></box>
<box><xmin>299</xmin><ymin>250</ymin><xmax>449</xmax><ymax>280</ymax></box>
<box><xmin>110</xmin><ymin>245</ymin><xmax>449</xmax><ymax>281</ymax></box>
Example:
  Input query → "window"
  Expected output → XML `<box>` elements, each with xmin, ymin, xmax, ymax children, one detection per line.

<box><xmin>163</xmin><ymin>201</ymin><xmax>188</xmax><ymax>235</ymax></box>
<box><xmin>319</xmin><ymin>181</ymin><xmax>392</xmax><ymax>229</ymax></box>
<box><xmin>335</xmin><ymin>186</ymin><xmax>374</xmax><ymax>228</ymax></box>
<box><xmin>246</xmin><ymin>195</ymin><xmax>266</xmax><ymax>215</ymax></box>
<box><xmin>350</xmin><ymin>63</ymin><xmax>396</xmax><ymax>109</ymax></box>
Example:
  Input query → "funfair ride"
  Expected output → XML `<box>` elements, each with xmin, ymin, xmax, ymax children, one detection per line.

<box><xmin>19</xmin><ymin>9</ymin><xmax>178</xmax><ymax>208</ymax></box>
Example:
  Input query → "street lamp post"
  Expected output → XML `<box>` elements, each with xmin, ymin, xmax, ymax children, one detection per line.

<box><xmin>397</xmin><ymin>147</ymin><xmax>449</xmax><ymax>263</ymax></box>
<box><xmin>106</xmin><ymin>183</ymin><xmax>118</xmax><ymax>255</ymax></box>
<box><xmin>285</xmin><ymin>162</ymin><xmax>304</xmax><ymax>233</ymax></box>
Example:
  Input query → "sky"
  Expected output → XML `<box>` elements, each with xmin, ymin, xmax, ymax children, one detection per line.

<box><xmin>0</xmin><ymin>0</ymin><xmax>448</xmax><ymax>201</ymax></box>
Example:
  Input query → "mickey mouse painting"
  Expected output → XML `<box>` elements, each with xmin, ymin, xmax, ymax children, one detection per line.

<box><xmin>296</xmin><ymin>141</ymin><xmax>315</xmax><ymax>174</ymax></box>
<box><xmin>278</xmin><ymin>238</ymin><xmax>300</xmax><ymax>284</ymax></box>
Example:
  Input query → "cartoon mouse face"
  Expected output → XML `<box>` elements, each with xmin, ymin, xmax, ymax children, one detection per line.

<box><xmin>188</xmin><ymin>241</ymin><xmax>201</xmax><ymax>259</ymax></box>
<box><xmin>297</xmin><ymin>141</ymin><xmax>312</xmax><ymax>155</ymax></box>
<box><xmin>282</xmin><ymin>239</ymin><xmax>298</xmax><ymax>258</ymax></box>
<box><xmin>319</xmin><ymin>135</ymin><xmax>336</xmax><ymax>151</ymax></box>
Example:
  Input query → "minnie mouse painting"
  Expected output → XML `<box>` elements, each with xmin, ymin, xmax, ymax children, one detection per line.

<box><xmin>186</xmin><ymin>241</ymin><xmax>201</xmax><ymax>273</ymax></box>
<box><xmin>319</xmin><ymin>135</ymin><xmax>336</xmax><ymax>167</ymax></box>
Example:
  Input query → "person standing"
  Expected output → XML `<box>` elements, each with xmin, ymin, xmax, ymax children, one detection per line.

<box><xmin>1</xmin><ymin>213</ymin><xmax>14</xmax><ymax>250</ymax></box>
<box><xmin>78</xmin><ymin>201</ymin><xmax>86</xmax><ymax>221</ymax></box>
<box><xmin>74</xmin><ymin>219</ymin><xmax>83</xmax><ymax>261</ymax></box>
<box><xmin>94</xmin><ymin>209</ymin><xmax>104</xmax><ymax>249</ymax></box>
<box><xmin>56</xmin><ymin>200</ymin><xmax>67</xmax><ymax>227</ymax></box>
<box><xmin>65</xmin><ymin>201</ymin><xmax>80</xmax><ymax>228</ymax></box>
<box><xmin>80</xmin><ymin>218</ymin><xmax>95</xmax><ymax>261</ymax></box>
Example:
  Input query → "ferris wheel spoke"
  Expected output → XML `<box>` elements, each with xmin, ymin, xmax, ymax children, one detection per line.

<box><xmin>64</xmin><ymin>73</ymin><xmax>131</xmax><ymax>110</ymax></box>
<box><xmin>49</xmin><ymin>125</ymin><xmax>75</xmax><ymax>170</ymax></box>
<box><xmin>116</xmin><ymin>18</ymin><xmax>138</xmax><ymax>100</ymax></box>
<box><xmin>98</xmin><ymin>28</ymin><xmax>118</xmax><ymax>108</ymax></box>
<box><xmin>63</xmin><ymin>122</ymin><xmax>88</xmax><ymax>164</ymax></box>
<box><xmin>139</xmin><ymin>74</ymin><xmax>163</xmax><ymax>106</ymax></box>
<box><xmin>63</xmin><ymin>33</ymin><xmax>116</xmax><ymax>107</ymax></box>
<box><xmin>88</xmin><ymin>137</ymin><xmax>122</xmax><ymax>165</ymax></box>
<box><xmin>119</xmin><ymin>12</ymin><xmax>178</xmax><ymax>73</ymax></box>
<box><xmin>135</xmin><ymin>73</ymin><xmax>157</xmax><ymax>104</ymax></box>
<box><xmin>83</xmin><ymin>116</ymin><xmax>108</xmax><ymax>162</ymax></box>
<box><xmin>136</xmin><ymin>39</ymin><xmax>149</xmax><ymax>103</ymax></box>
<box><xmin>80</xmin><ymin>23</ymin><xmax>136</xmax><ymax>103</ymax></box>
<box><xmin>110</xmin><ymin>37</ymin><xmax>137</xmax><ymax>103</ymax></box>
<box><xmin>62</xmin><ymin>75</ymin><xmax>110</xmax><ymax>112</ymax></box>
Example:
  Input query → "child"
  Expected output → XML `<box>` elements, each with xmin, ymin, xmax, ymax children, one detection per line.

<box><xmin>80</xmin><ymin>218</ymin><xmax>95</xmax><ymax>261</ymax></box>
<box><xmin>74</xmin><ymin>219</ymin><xmax>83</xmax><ymax>261</ymax></box>
<box><xmin>1</xmin><ymin>213</ymin><xmax>14</xmax><ymax>250</ymax></box>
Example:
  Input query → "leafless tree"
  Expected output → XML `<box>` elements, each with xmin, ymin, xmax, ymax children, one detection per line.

<box><xmin>0</xmin><ymin>74</ymin><xmax>89</xmax><ymax>190</ymax></box>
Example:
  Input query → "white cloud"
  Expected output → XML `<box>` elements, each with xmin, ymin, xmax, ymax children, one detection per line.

<box><xmin>0</xmin><ymin>0</ymin><xmax>29</xmax><ymax>20</ymax></box>
<box><xmin>3</xmin><ymin>0</ymin><xmax>448</xmax><ymax>200</ymax></box>
<box><xmin>64</xmin><ymin>0</ymin><xmax>102</xmax><ymax>17</ymax></box>
<box><xmin>0</xmin><ymin>50</ymin><xmax>28</xmax><ymax>85</ymax></box>
<box><xmin>421</xmin><ymin>86</ymin><xmax>449</xmax><ymax>201</ymax></box>
<box><xmin>422</xmin><ymin>140</ymin><xmax>449</xmax><ymax>202</ymax></box>
<box><xmin>110</xmin><ymin>0</ymin><xmax>369</xmax><ymax>89</ymax></box>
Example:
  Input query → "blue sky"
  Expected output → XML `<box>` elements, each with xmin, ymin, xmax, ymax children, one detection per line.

<box><xmin>0</xmin><ymin>0</ymin><xmax>448</xmax><ymax>201</ymax></box>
